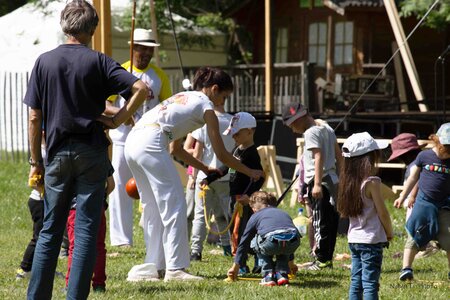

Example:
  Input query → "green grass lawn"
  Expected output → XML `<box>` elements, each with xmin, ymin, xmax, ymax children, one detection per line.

<box><xmin>0</xmin><ymin>160</ymin><xmax>448</xmax><ymax>299</ymax></box>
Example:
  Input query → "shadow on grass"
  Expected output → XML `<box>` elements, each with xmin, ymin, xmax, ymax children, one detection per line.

<box><xmin>382</xmin><ymin>266</ymin><xmax>434</xmax><ymax>275</ymax></box>
<box><xmin>133</xmin><ymin>281</ymin><xmax>230</xmax><ymax>294</ymax></box>
<box><xmin>297</xmin><ymin>279</ymin><xmax>340</xmax><ymax>289</ymax></box>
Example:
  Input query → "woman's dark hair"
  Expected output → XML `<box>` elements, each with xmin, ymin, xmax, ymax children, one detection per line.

<box><xmin>337</xmin><ymin>150</ymin><xmax>380</xmax><ymax>218</ymax></box>
<box><xmin>60</xmin><ymin>0</ymin><xmax>99</xmax><ymax>36</ymax></box>
<box><xmin>192</xmin><ymin>67</ymin><xmax>233</xmax><ymax>92</ymax></box>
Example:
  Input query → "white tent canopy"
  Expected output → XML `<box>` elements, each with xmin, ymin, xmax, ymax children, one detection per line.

<box><xmin>0</xmin><ymin>0</ymin><xmax>134</xmax><ymax>72</ymax></box>
<box><xmin>0</xmin><ymin>1</ymin><xmax>66</xmax><ymax>72</ymax></box>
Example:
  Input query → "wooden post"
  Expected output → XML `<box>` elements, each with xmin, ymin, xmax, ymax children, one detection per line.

<box><xmin>264</xmin><ymin>0</ymin><xmax>273</xmax><ymax>113</ymax></box>
<box><xmin>392</xmin><ymin>41</ymin><xmax>408</xmax><ymax>111</ymax></box>
<box><xmin>257</xmin><ymin>146</ymin><xmax>283</xmax><ymax>198</ymax></box>
<box><xmin>92</xmin><ymin>0</ymin><xmax>112</xmax><ymax>56</ymax></box>
<box><xmin>326</xmin><ymin>15</ymin><xmax>333</xmax><ymax>82</ymax></box>
<box><xmin>150</xmin><ymin>0</ymin><xmax>160</xmax><ymax>66</ymax></box>
<box><xmin>383</xmin><ymin>0</ymin><xmax>428</xmax><ymax>112</ymax></box>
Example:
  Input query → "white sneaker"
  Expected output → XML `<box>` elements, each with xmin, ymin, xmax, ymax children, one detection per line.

<box><xmin>164</xmin><ymin>270</ymin><xmax>203</xmax><ymax>282</ymax></box>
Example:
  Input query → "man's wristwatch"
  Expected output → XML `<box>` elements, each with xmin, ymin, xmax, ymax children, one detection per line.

<box><xmin>29</xmin><ymin>157</ymin><xmax>43</xmax><ymax>167</ymax></box>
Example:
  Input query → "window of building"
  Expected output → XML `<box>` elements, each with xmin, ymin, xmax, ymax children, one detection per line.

<box><xmin>334</xmin><ymin>21</ymin><xmax>353</xmax><ymax>65</ymax></box>
<box><xmin>308</xmin><ymin>22</ymin><xmax>327</xmax><ymax>67</ymax></box>
<box><xmin>300</xmin><ymin>0</ymin><xmax>324</xmax><ymax>8</ymax></box>
<box><xmin>275</xmin><ymin>27</ymin><xmax>288</xmax><ymax>63</ymax></box>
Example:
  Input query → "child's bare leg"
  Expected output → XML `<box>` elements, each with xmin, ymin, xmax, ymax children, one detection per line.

<box><xmin>402</xmin><ymin>248</ymin><xmax>418</xmax><ymax>268</ymax></box>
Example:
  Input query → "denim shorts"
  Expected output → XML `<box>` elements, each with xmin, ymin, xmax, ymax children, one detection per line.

<box><xmin>405</xmin><ymin>208</ymin><xmax>450</xmax><ymax>251</ymax></box>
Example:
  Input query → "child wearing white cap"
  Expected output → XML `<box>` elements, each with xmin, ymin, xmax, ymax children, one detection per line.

<box><xmin>394</xmin><ymin>123</ymin><xmax>450</xmax><ymax>281</ymax></box>
<box><xmin>202</xmin><ymin>112</ymin><xmax>265</xmax><ymax>274</ymax></box>
<box><xmin>337</xmin><ymin>132</ymin><xmax>393</xmax><ymax>300</ymax></box>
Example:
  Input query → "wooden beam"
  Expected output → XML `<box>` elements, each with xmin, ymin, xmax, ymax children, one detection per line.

<box><xmin>326</xmin><ymin>15</ymin><xmax>333</xmax><ymax>82</ymax></box>
<box><xmin>92</xmin><ymin>0</ymin><xmax>112</xmax><ymax>56</ymax></box>
<box><xmin>392</xmin><ymin>41</ymin><xmax>408</xmax><ymax>111</ymax></box>
<box><xmin>150</xmin><ymin>0</ymin><xmax>160</xmax><ymax>66</ymax></box>
<box><xmin>265</xmin><ymin>0</ymin><xmax>273</xmax><ymax>113</ymax></box>
<box><xmin>383</xmin><ymin>0</ymin><xmax>427</xmax><ymax>112</ymax></box>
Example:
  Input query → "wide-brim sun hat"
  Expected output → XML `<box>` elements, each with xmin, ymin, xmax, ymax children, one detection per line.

<box><xmin>387</xmin><ymin>133</ymin><xmax>427</xmax><ymax>162</ymax></box>
<box><xmin>128</xmin><ymin>28</ymin><xmax>160</xmax><ymax>47</ymax></box>
<box><xmin>342</xmin><ymin>132</ymin><xmax>389</xmax><ymax>158</ymax></box>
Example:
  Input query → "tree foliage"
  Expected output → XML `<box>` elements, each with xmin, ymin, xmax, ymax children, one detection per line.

<box><xmin>118</xmin><ymin>0</ymin><xmax>253</xmax><ymax>64</ymax></box>
<box><xmin>11</xmin><ymin>0</ymin><xmax>253</xmax><ymax>64</ymax></box>
<box><xmin>400</xmin><ymin>0</ymin><xmax>450</xmax><ymax>30</ymax></box>
<box><xmin>0</xmin><ymin>0</ymin><xmax>27</xmax><ymax>17</ymax></box>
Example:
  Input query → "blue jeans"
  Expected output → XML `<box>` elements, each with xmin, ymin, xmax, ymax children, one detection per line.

<box><xmin>251</xmin><ymin>230</ymin><xmax>300</xmax><ymax>274</ymax></box>
<box><xmin>27</xmin><ymin>141</ymin><xmax>109</xmax><ymax>300</ymax></box>
<box><xmin>349</xmin><ymin>243</ymin><xmax>384</xmax><ymax>300</ymax></box>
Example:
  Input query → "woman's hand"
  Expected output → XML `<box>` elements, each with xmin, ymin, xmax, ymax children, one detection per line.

<box><xmin>248</xmin><ymin>169</ymin><xmax>264</xmax><ymax>181</ymax></box>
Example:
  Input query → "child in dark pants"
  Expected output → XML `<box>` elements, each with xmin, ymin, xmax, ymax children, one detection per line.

<box><xmin>16</xmin><ymin>189</ymin><xmax>44</xmax><ymax>280</ymax></box>
<box><xmin>282</xmin><ymin>103</ymin><xmax>342</xmax><ymax>270</ymax></box>
<box><xmin>227</xmin><ymin>191</ymin><xmax>300</xmax><ymax>286</ymax></box>
<box><xmin>65</xmin><ymin>170</ymin><xmax>115</xmax><ymax>293</ymax></box>
<box><xmin>17</xmin><ymin>133</ymin><xmax>46</xmax><ymax>280</ymax></box>
<box><xmin>203</xmin><ymin>112</ymin><xmax>265</xmax><ymax>274</ymax></box>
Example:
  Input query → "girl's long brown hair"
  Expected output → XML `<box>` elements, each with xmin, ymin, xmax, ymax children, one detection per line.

<box><xmin>337</xmin><ymin>150</ymin><xmax>379</xmax><ymax>218</ymax></box>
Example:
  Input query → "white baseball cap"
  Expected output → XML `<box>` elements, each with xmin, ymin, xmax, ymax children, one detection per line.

<box><xmin>436</xmin><ymin>122</ymin><xmax>450</xmax><ymax>145</ymax></box>
<box><xmin>342</xmin><ymin>132</ymin><xmax>389</xmax><ymax>158</ymax></box>
<box><xmin>223</xmin><ymin>112</ymin><xmax>257</xmax><ymax>136</ymax></box>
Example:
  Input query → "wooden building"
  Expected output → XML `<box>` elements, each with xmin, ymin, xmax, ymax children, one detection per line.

<box><xmin>230</xmin><ymin>0</ymin><xmax>450</xmax><ymax>114</ymax></box>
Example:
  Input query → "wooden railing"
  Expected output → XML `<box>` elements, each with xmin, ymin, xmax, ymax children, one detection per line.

<box><xmin>165</xmin><ymin>62</ymin><xmax>312</xmax><ymax>115</ymax></box>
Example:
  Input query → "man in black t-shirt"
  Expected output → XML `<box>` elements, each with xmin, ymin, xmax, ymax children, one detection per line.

<box><xmin>24</xmin><ymin>1</ymin><xmax>148</xmax><ymax>299</ymax></box>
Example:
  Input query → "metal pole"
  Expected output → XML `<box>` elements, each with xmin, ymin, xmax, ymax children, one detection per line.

<box><xmin>165</xmin><ymin>0</ymin><xmax>184</xmax><ymax>77</ymax></box>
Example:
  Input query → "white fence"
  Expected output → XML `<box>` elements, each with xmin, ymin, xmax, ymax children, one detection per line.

<box><xmin>0</xmin><ymin>62</ymin><xmax>310</xmax><ymax>162</ymax></box>
<box><xmin>0</xmin><ymin>70</ymin><xmax>29</xmax><ymax>161</ymax></box>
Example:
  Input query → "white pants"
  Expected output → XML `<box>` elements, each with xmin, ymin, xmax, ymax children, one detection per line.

<box><xmin>124</xmin><ymin>126</ymin><xmax>190</xmax><ymax>270</ymax></box>
<box><xmin>190</xmin><ymin>180</ymin><xmax>231</xmax><ymax>254</ymax></box>
<box><xmin>109</xmin><ymin>143</ymin><xmax>134</xmax><ymax>246</ymax></box>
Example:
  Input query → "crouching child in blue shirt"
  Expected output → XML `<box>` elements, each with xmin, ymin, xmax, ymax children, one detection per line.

<box><xmin>227</xmin><ymin>191</ymin><xmax>300</xmax><ymax>286</ymax></box>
